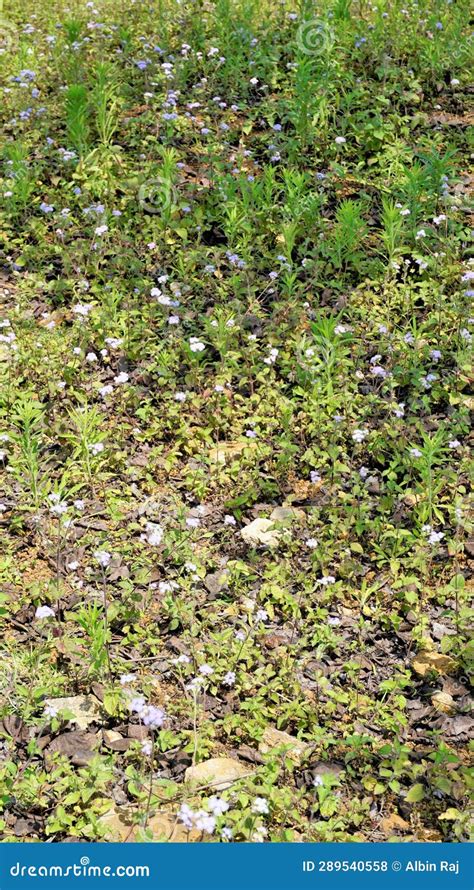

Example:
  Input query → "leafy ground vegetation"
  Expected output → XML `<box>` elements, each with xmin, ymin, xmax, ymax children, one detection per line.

<box><xmin>0</xmin><ymin>0</ymin><xmax>473</xmax><ymax>845</ymax></box>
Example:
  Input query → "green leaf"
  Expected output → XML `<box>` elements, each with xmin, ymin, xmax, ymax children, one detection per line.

<box><xmin>406</xmin><ymin>783</ymin><xmax>425</xmax><ymax>803</ymax></box>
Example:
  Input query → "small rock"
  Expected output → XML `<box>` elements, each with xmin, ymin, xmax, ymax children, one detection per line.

<box><xmin>127</xmin><ymin>724</ymin><xmax>149</xmax><ymax>740</ymax></box>
<box><xmin>2</xmin><ymin>715</ymin><xmax>27</xmax><ymax>741</ymax></box>
<box><xmin>43</xmin><ymin>695</ymin><xmax>102</xmax><ymax>730</ymax></box>
<box><xmin>431</xmin><ymin>691</ymin><xmax>456</xmax><ymax>714</ymax></box>
<box><xmin>431</xmin><ymin>622</ymin><xmax>455</xmax><ymax>640</ymax></box>
<box><xmin>103</xmin><ymin>730</ymin><xmax>122</xmax><ymax>745</ymax></box>
<box><xmin>269</xmin><ymin>506</ymin><xmax>305</xmax><ymax>523</ymax></box>
<box><xmin>99</xmin><ymin>807</ymin><xmax>200</xmax><ymax>842</ymax></box>
<box><xmin>45</xmin><ymin>730</ymin><xmax>99</xmax><ymax>766</ymax></box>
<box><xmin>103</xmin><ymin>730</ymin><xmax>132</xmax><ymax>751</ymax></box>
<box><xmin>236</xmin><ymin>745</ymin><xmax>264</xmax><ymax>764</ymax></box>
<box><xmin>14</xmin><ymin>817</ymin><xmax>41</xmax><ymax>837</ymax></box>
<box><xmin>204</xmin><ymin>570</ymin><xmax>229</xmax><ymax>596</ymax></box>
<box><xmin>185</xmin><ymin>757</ymin><xmax>251</xmax><ymax>790</ymax></box>
<box><xmin>259</xmin><ymin>727</ymin><xmax>310</xmax><ymax>764</ymax></box>
<box><xmin>312</xmin><ymin>761</ymin><xmax>344</xmax><ymax>780</ymax></box>
<box><xmin>241</xmin><ymin>518</ymin><xmax>281</xmax><ymax>548</ymax></box>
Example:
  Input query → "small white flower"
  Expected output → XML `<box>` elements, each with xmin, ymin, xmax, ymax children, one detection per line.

<box><xmin>252</xmin><ymin>825</ymin><xmax>268</xmax><ymax>842</ymax></box>
<box><xmin>352</xmin><ymin>429</ymin><xmax>368</xmax><ymax>443</ymax></box>
<box><xmin>222</xmin><ymin>671</ymin><xmax>236</xmax><ymax>686</ymax></box>
<box><xmin>49</xmin><ymin>499</ymin><xmax>68</xmax><ymax>516</ymax></box>
<box><xmin>114</xmin><ymin>372</ymin><xmax>129</xmax><ymax>385</ymax></box>
<box><xmin>194</xmin><ymin>811</ymin><xmax>216</xmax><ymax>834</ymax></box>
<box><xmin>173</xmin><ymin>654</ymin><xmax>191</xmax><ymax>667</ymax></box>
<box><xmin>306</xmin><ymin>538</ymin><xmax>318</xmax><ymax>549</ymax></box>
<box><xmin>208</xmin><ymin>796</ymin><xmax>229</xmax><ymax>816</ymax></box>
<box><xmin>224</xmin><ymin>514</ymin><xmax>236</xmax><ymax>526</ymax></box>
<box><xmin>178</xmin><ymin>803</ymin><xmax>195</xmax><ymax>828</ymax></box>
<box><xmin>73</xmin><ymin>303</ymin><xmax>92</xmax><ymax>317</ymax></box>
<box><xmin>143</xmin><ymin>521</ymin><xmax>163</xmax><ymax>546</ymax></box>
<box><xmin>252</xmin><ymin>797</ymin><xmax>269</xmax><ymax>815</ymax></box>
<box><xmin>35</xmin><ymin>605</ymin><xmax>55</xmax><ymax>619</ymax></box>
<box><xmin>120</xmin><ymin>673</ymin><xmax>136</xmax><ymax>685</ymax></box>
<box><xmin>334</xmin><ymin>136</ymin><xmax>346</xmax><ymax>145</ymax></box>
<box><xmin>189</xmin><ymin>337</ymin><xmax>205</xmax><ymax>353</ymax></box>
<box><xmin>428</xmin><ymin>530</ymin><xmax>444</xmax><ymax>545</ymax></box>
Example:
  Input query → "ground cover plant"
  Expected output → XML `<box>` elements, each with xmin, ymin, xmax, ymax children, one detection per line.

<box><xmin>0</xmin><ymin>0</ymin><xmax>472</xmax><ymax>844</ymax></box>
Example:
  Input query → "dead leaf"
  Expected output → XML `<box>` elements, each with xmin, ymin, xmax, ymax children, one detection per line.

<box><xmin>411</xmin><ymin>652</ymin><xmax>456</xmax><ymax>677</ymax></box>
<box><xmin>381</xmin><ymin>813</ymin><xmax>410</xmax><ymax>833</ymax></box>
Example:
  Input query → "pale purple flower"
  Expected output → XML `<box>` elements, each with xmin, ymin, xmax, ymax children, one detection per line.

<box><xmin>44</xmin><ymin>703</ymin><xmax>58</xmax><ymax>718</ymax></box>
<box><xmin>141</xmin><ymin>705</ymin><xmax>165</xmax><ymax>728</ymax></box>
<box><xmin>94</xmin><ymin>549</ymin><xmax>111</xmax><ymax>567</ymax></box>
